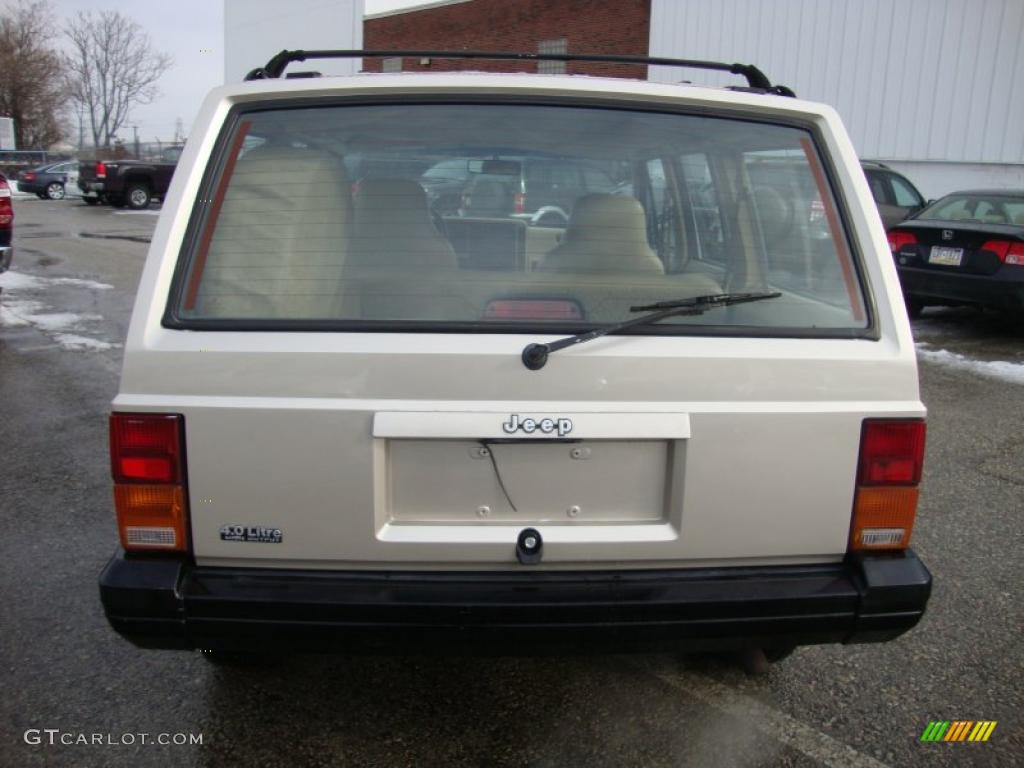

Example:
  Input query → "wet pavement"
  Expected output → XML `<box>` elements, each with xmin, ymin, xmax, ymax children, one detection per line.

<box><xmin>1</xmin><ymin>198</ymin><xmax>1021</xmax><ymax>767</ymax></box>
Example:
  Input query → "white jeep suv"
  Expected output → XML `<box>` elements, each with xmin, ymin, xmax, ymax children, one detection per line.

<box><xmin>99</xmin><ymin>50</ymin><xmax>931</xmax><ymax>661</ymax></box>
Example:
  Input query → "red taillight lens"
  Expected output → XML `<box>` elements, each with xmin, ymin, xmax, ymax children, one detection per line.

<box><xmin>95</xmin><ymin>161</ymin><xmax>107</xmax><ymax>179</ymax></box>
<box><xmin>110</xmin><ymin>413</ymin><xmax>183</xmax><ymax>483</ymax></box>
<box><xmin>23</xmin><ymin>172</ymin><xmax>36</xmax><ymax>181</ymax></box>
<box><xmin>110</xmin><ymin>413</ymin><xmax>188</xmax><ymax>552</ymax></box>
<box><xmin>858</xmin><ymin>420</ymin><xmax>926</xmax><ymax>485</ymax></box>
<box><xmin>513</xmin><ymin>192</ymin><xmax>526</xmax><ymax>214</ymax></box>
<box><xmin>887</xmin><ymin>230</ymin><xmax>917</xmax><ymax>251</ymax></box>
<box><xmin>980</xmin><ymin>239</ymin><xmax>1024</xmax><ymax>266</ymax></box>
<box><xmin>850</xmin><ymin>419</ymin><xmax>926</xmax><ymax>551</ymax></box>
<box><xmin>484</xmin><ymin>298</ymin><xmax>583</xmax><ymax>320</ymax></box>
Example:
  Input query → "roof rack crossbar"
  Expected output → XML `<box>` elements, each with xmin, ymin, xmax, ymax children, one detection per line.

<box><xmin>244</xmin><ymin>49</ymin><xmax>784</xmax><ymax>92</ymax></box>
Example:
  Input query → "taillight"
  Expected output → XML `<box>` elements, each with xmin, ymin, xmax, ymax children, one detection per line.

<box><xmin>0</xmin><ymin>180</ymin><xmax>11</xmax><ymax>228</ymax></box>
<box><xmin>979</xmin><ymin>239</ymin><xmax>1024</xmax><ymax>266</ymax></box>
<box><xmin>513</xmin><ymin>192</ymin><xmax>526</xmax><ymax>214</ymax></box>
<box><xmin>23</xmin><ymin>171</ymin><xmax>36</xmax><ymax>181</ymax></box>
<box><xmin>95</xmin><ymin>161</ymin><xmax>107</xmax><ymax>179</ymax></box>
<box><xmin>887</xmin><ymin>230</ymin><xmax>917</xmax><ymax>251</ymax></box>
<box><xmin>109</xmin><ymin>413</ymin><xmax>189</xmax><ymax>552</ymax></box>
<box><xmin>484</xmin><ymin>298</ymin><xmax>583</xmax><ymax>320</ymax></box>
<box><xmin>849</xmin><ymin>419</ymin><xmax>926</xmax><ymax>551</ymax></box>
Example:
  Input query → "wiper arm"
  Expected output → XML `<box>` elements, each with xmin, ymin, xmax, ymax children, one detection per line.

<box><xmin>520</xmin><ymin>291</ymin><xmax>781</xmax><ymax>370</ymax></box>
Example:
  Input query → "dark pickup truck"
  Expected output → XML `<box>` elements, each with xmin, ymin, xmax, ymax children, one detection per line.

<box><xmin>78</xmin><ymin>147</ymin><xmax>182</xmax><ymax>209</ymax></box>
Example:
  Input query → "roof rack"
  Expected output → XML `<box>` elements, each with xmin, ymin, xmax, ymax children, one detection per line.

<box><xmin>243</xmin><ymin>49</ymin><xmax>796</xmax><ymax>96</ymax></box>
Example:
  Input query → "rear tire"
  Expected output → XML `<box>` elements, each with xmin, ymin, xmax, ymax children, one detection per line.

<box><xmin>83</xmin><ymin>197</ymin><xmax>100</xmax><ymax>206</ymax></box>
<box><xmin>736</xmin><ymin>646</ymin><xmax>795</xmax><ymax>675</ymax></box>
<box><xmin>200</xmin><ymin>650</ymin><xmax>283</xmax><ymax>667</ymax></box>
<box><xmin>905</xmin><ymin>294</ymin><xmax>925</xmax><ymax>318</ymax></box>
<box><xmin>125</xmin><ymin>183</ymin><xmax>151</xmax><ymax>210</ymax></box>
<box><xmin>107</xmin><ymin>194</ymin><xmax>126</xmax><ymax>208</ymax></box>
<box><xmin>764</xmin><ymin>646</ymin><xmax>796</xmax><ymax>663</ymax></box>
<box><xmin>45</xmin><ymin>181</ymin><xmax>65</xmax><ymax>200</ymax></box>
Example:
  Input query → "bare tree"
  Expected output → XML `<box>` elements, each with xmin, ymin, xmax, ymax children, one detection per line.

<box><xmin>63</xmin><ymin>10</ymin><xmax>172</xmax><ymax>149</ymax></box>
<box><xmin>0</xmin><ymin>0</ymin><xmax>67</xmax><ymax>149</ymax></box>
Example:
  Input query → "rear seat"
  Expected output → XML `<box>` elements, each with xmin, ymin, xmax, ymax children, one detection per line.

<box><xmin>195</xmin><ymin>145</ymin><xmax>350</xmax><ymax>318</ymax></box>
<box><xmin>350</xmin><ymin>179</ymin><xmax>458</xmax><ymax>268</ymax></box>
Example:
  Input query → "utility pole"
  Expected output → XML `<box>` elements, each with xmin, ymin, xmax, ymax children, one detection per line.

<box><xmin>132</xmin><ymin>125</ymin><xmax>140</xmax><ymax>159</ymax></box>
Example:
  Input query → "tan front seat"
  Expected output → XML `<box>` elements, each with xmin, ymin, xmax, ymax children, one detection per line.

<box><xmin>350</xmin><ymin>179</ymin><xmax>458</xmax><ymax>268</ymax></box>
<box><xmin>194</xmin><ymin>145</ymin><xmax>351</xmax><ymax>318</ymax></box>
<box><xmin>541</xmin><ymin>194</ymin><xmax>664</xmax><ymax>274</ymax></box>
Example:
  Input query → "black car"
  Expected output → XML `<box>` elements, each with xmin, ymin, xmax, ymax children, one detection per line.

<box><xmin>16</xmin><ymin>160</ymin><xmax>79</xmax><ymax>200</ymax></box>
<box><xmin>861</xmin><ymin>161</ymin><xmax>927</xmax><ymax>230</ymax></box>
<box><xmin>887</xmin><ymin>190</ymin><xmax>1024</xmax><ymax>315</ymax></box>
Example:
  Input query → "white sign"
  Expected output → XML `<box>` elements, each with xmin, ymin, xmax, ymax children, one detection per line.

<box><xmin>0</xmin><ymin>117</ymin><xmax>14</xmax><ymax>150</ymax></box>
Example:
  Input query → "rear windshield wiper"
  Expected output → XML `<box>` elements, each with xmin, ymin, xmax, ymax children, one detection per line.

<box><xmin>520</xmin><ymin>291</ymin><xmax>781</xmax><ymax>370</ymax></box>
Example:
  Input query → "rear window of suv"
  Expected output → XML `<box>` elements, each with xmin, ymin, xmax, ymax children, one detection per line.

<box><xmin>171</xmin><ymin>102</ymin><xmax>868</xmax><ymax>334</ymax></box>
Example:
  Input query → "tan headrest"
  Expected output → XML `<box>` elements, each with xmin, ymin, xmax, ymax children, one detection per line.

<box><xmin>542</xmin><ymin>194</ymin><xmax>664</xmax><ymax>274</ymax></box>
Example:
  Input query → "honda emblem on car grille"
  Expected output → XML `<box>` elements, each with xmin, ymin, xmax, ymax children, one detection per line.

<box><xmin>942</xmin><ymin>230</ymin><xmax>954</xmax><ymax>241</ymax></box>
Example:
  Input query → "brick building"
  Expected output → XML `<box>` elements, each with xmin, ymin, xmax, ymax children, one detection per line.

<box><xmin>363</xmin><ymin>0</ymin><xmax>652</xmax><ymax>79</ymax></box>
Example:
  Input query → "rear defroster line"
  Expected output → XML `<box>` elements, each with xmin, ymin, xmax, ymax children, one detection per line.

<box><xmin>479</xmin><ymin>440</ymin><xmax>518</xmax><ymax>512</ymax></box>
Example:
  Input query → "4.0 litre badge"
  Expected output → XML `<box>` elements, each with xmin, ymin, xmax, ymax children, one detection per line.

<box><xmin>219</xmin><ymin>524</ymin><xmax>283</xmax><ymax>543</ymax></box>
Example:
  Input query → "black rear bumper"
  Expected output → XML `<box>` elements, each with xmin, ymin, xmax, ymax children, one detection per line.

<box><xmin>99</xmin><ymin>550</ymin><xmax>931</xmax><ymax>654</ymax></box>
<box><xmin>898</xmin><ymin>265</ymin><xmax>1024</xmax><ymax>311</ymax></box>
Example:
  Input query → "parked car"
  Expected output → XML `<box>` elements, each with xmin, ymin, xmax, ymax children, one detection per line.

<box><xmin>457</xmin><ymin>156</ymin><xmax>618</xmax><ymax>225</ymax></box>
<box><xmin>99</xmin><ymin>50</ymin><xmax>931</xmax><ymax>665</ymax></box>
<box><xmin>77</xmin><ymin>148</ymin><xmax>180</xmax><ymax>209</ymax></box>
<box><xmin>0</xmin><ymin>173</ymin><xmax>12</xmax><ymax>276</ymax></box>
<box><xmin>887</xmin><ymin>189</ymin><xmax>1024</xmax><ymax>315</ymax></box>
<box><xmin>417</xmin><ymin>156</ymin><xmax>480</xmax><ymax>214</ymax></box>
<box><xmin>861</xmin><ymin>160</ymin><xmax>927</xmax><ymax>230</ymax></box>
<box><xmin>15</xmin><ymin>160</ymin><xmax>79</xmax><ymax>200</ymax></box>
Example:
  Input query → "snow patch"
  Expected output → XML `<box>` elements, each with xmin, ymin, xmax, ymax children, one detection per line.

<box><xmin>0</xmin><ymin>270</ymin><xmax>112</xmax><ymax>291</ymax></box>
<box><xmin>0</xmin><ymin>271</ymin><xmax>46</xmax><ymax>290</ymax></box>
<box><xmin>53</xmin><ymin>333</ymin><xmax>118</xmax><ymax>350</ymax></box>
<box><xmin>0</xmin><ymin>268</ymin><xmax>116</xmax><ymax>350</ymax></box>
<box><xmin>51</xmin><ymin>276</ymin><xmax>114</xmax><ymax>290</ymax></box>
<box><xmin>21</xmin><ymin>312</ymin><xmax>101</xmax><ymax>332</ymax></box>
<box><xmin>916</xmin><ymin>344</ymin><xmax>1024</xmax><ymax>385</ymax></box>
<box><xmin>0</xmin><ymin>298</ymin><xmax>46</xmax><ymax>326</ymax></box>
<box><xmin>113</xmin><ymin>209</ymin><xmax>160</xmax><ymax>216</ymax></box>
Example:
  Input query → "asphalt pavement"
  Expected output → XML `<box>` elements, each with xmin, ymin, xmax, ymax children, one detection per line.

<box><xmin>1</xmin><ymin>198</ymin><xmax>1021</xmax><ymax>768</ymax></box>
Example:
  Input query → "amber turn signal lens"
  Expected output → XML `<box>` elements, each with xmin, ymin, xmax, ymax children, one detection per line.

<box><xmin>114</xmin><ymin>484</ymin><xmax>187</xmax><ymax>551</ymax></box>
<box><xmin>849</xmin><ymin>486</ymin><xmax>919</xmax><ymax>550</ymax></box>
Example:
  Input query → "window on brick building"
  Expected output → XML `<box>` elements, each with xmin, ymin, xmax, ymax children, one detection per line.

<box><xmin>537</xmin><ymin>38</ymin><xmax>567</xmax><ymax>74</ymax></box>
<box><xmin>382</xmin><ymin>57</ymin><xmax>402</xmax><ymax>73</ymax></box>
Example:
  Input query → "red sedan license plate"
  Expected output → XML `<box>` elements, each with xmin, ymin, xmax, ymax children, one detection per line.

<box><xmin>929</xmin><ymin>246</ymin><xmax>963</xmax><ymax>266</ymax></box>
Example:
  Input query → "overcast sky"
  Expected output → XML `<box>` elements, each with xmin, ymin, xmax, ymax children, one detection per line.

<box><xmin>43</xmin><ymin>0</ymin><xmax>428</xmax><ymax>144</ymax></box>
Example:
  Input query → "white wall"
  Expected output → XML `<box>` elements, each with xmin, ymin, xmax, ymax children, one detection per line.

<box><xmin>649</xmin><ymin>0</ymin><xmax>1024</xmax><ymax>189</ymax></box>
<box><xmin>882</xmin><ymin>162</ymin><xmax>1024</xmax><ymax>202</ymax></box>
<box><xmin>224</xmin><ymin>0</ymin><xmax>364</xmax><ymax>83</ymax></box>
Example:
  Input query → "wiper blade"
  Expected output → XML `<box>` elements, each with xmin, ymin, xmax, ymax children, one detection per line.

<box><xmin>521</xmin><ymin>291</ymin><xmax>781</xmax><ymax>370</ymax></box>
